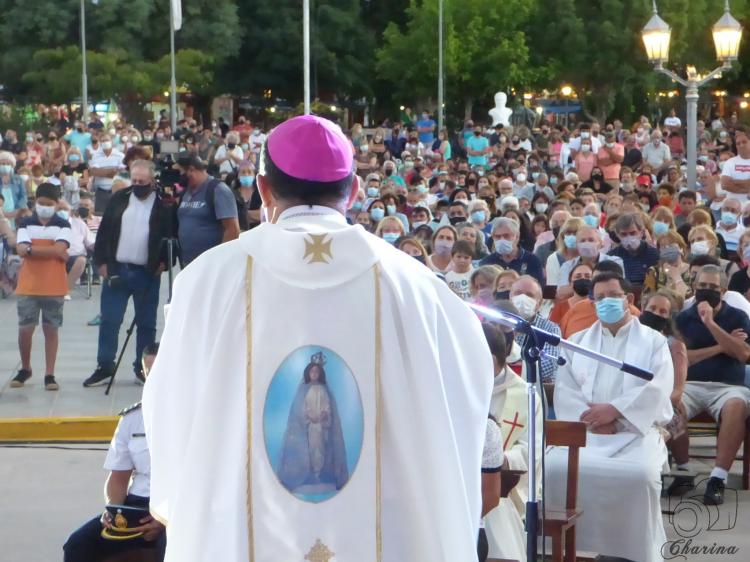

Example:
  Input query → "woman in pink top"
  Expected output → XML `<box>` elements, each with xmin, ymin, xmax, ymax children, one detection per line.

<box><xmin>574</xmin><ymin>139</ymin><xmax>597</xmax><ymax>182</ymax></box>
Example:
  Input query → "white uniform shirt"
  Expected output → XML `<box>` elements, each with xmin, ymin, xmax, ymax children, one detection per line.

<box><xmin>721</xmin><ymin>155</ymin><xmax>750</xmax><ymax>204</ymax></box>
<box><xmin>104</xmin><ymin>405</ymin><xmax>151</xmax><ymax>497</ymax></box>
<box><xmin>90</xmin><ymin>149</ymin><xmax>125</xmax><ymax>191</ymax></box>
<box><xmin>116</xmin><ymin>192</ymin><xmax>155</xmax><ymax>265</ymax></box>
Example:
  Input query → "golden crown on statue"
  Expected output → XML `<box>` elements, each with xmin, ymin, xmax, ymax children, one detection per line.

<box><xmin>310</xmin><ymin>352</ymin><xmax>327</xmax><ymax>366</ymax></box>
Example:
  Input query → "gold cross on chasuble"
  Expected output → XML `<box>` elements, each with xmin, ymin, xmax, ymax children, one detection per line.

<box><xmin>305</xmin><ymin>538</ymin><xmax>335</xmax><ymax>562</ymax></box>
<box><xmin>303</xmin><ymin>234</ymin><xmax>333</xmax><ymax>264</ymax></box>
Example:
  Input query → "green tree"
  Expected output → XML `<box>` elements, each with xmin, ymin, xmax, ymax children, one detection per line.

<box><xmin>377</xmin><ymin>0</ymin><xmax>536</xmax><ymax>120</ymax></box>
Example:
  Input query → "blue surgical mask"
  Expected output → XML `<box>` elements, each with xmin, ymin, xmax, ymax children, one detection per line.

<box><xmin>351</xmin><ymin>201</ymin><xmax>363</xmax><ymax>211</ymax></box>
<box><xmin>367</xmin><ymin>187</ymin><xmax>379</xmax><ymax>197</ymax></box>
<box><xmin>370</xmin><ymin>207</ymin><xmax>385</xmax><ymax>221</ymax></box>
<box><xmin>532</xmin><ymin>172</ymin><xmax>540</xmax><ymax>180</ymax></box>
<box><xmin>564</xmin><ymin>234</ymin><xmax>577</xmax><ymax>249</ymax></box>
<box><xmin>549</xmin><ymin>176</ymin><xmax>558</xmax><ymax>186</ymax></box>
<box><xmin>494</xmin><ymin>238</ymin><xmax>514</xmax><ymax>255</ymax></box>
<box><xmin>0</xmin><ymin>165</ymin><xmax>12</xmax><ymax>175</ymax></box>
<box><xmin>386</xmin><ymin>204</ymin><xmax>397</xmax><ymax>215</ymax></box>
<box><xmin>382</xmin><ymin>232</ymin><xmax>400</xmax><ymax>244</ymax></box>
<box><xmin>583</xmin><ymin>214</ymin><xmax>599</xmax><ymax>228</ymax></box>
<box><xmin>721</xmin><ymin>212</ymin><xmax>738</xmax><ymax>226</ymax></box>
<box><xmin>56</xmin><ymin>210</ymin><xmax>69</xmax><ymax>221</ymax></box>
<box><xmin>417</xmin><ymin>185</ymin><xmax>429</xmax><ymax>194</ymax></box>
<box><xmin>411</xmin><ymin>220</ymin><xmax>427</xmax><ymax>229</ymax></box>
<box><xmin>471</xmin><ymin>210</ymin><xmax>485</xmax><ymax>223</ymax></box>
<box><xmin>68</xmin><ymin>154</ymin><xmax>81</xmax><ymax>162</ymax></box>
<box><xmin>595</xmin><ymin>297</ymin><xmax>626</xmax><ymax>324</ymax></box>
<box><xmin>653</xmin><ymin>220</ymin><xmax>669</xmax><ymax>236</ymax></box>
<box><xmin>239</xmin><ymin>175</ymin><xmax>254</xmax><ymax>187</ymax></box>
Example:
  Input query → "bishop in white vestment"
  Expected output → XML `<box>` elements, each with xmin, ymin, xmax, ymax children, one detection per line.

<box><xmin>143</xmin><ymin>116</ymin><xmax>493</xmax><ymax>562</ymax></box>
<box><xmin>546</xmin><ymin>273</ymin><xmax>674</xmax><ymax>562</ymax></box>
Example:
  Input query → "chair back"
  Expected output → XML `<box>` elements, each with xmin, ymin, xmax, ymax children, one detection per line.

<box><xmin>546</xmin><ymin>420</ymin><xmax>587</xmax><ymax>510</ymax></box>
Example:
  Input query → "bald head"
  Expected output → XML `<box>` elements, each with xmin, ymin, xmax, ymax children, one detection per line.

<box><xmin>510</xmin><ymin>275</ymin><xmax>542</xmax><ymax>302</ymax></box>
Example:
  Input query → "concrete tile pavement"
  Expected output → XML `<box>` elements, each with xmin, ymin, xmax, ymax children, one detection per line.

<box><xmin>0</xmin><ymin>282</ymin><xmax>169</xmax><ymax>418</ymax></box>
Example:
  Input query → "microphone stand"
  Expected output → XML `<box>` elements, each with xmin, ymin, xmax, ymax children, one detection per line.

<box><xmin>469</xmin><ymin>302</ymin><xmax>654</xmax><ymax>562</ymax></box>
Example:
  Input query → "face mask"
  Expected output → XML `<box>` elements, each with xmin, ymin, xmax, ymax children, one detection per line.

<box><xmin>366</xmin><ymin>187</ymin><xmax>380</xmax><ymax>198</ymax></box>
<box><xmin>474</xmin><ymin>131</ymin><xmax>481</xmax><ymax>137</ymax></box>
<box><xmin>698</xmin><ymin>155</ymin><xmax>709</xmax><ymax>162</ymax></box>
<box><xmin>386</xmin><ymin>204</ymin><xmax>397</xmax><ymax>215</ymax></box>
<box><xmin>535</xmin><ymin>203</ymin><xmax>549</xmax><ymax>214</ymax></box>
<box><xmin>572</xmin><ymin>278</ymin><xmax>592</xmax><ymax>297</ymax></box>
<box><xmin>494</xmin><ymin>238</ymin><xmax>514</xmax><ymax>255</ymax></box>
<box><xmin>404</xmin><ymin>161</ymin><xmax>414</xmax><ymax>169</ymax></box>
<box><xmin>382</xmin><ymin>232</ymin><xmax>400</xmax><ymax>244</ymax></box>
<box><xmin>549</xmin><ymin>177</ymin><xmax>558</xmax><ymax>186</ymax></box>
<box><xmin>68</xmin><ymin>154</ymin><xmax>81</xmax><ymax>162</ymax></box>
<box><xmin>449</xmin><ymin>216</ymin><xmax>465</xmax><ymax>226</ymax></box>
<box><xmin>494</xmin><ymin>290</ymin><xmax>510</xmax><ymax>300</ymax></box>
<box><xmin>691</xmin><ymin>240</ymin><xmax>710</xmax><ymax>256</ymax></box>
<box><xmin>583</xmin><ymin>215</ymin><xmax>599</xmax><ymax>228</ymax></box>
<box><xmin>78</xmin><ymin>207</ymin><xmax>90</xmax><ymax>219</ymax></box>
<box><xmin>718</xmin><ymin>161</ymin><xmax>726</xmax><ymax>172</ymax></box>
<box><xmin>56</xmin><ymin>210</ymin><xmax>69</xmax><ymax>221</ymax></box>
<box><xmin>639</xmin><ymin>203</ymin><xmax>650</xmax><ymax>212</ymax></box>
<box><xmin>721</xmin><ymin>212</ymin><xmax>738</xmax><ymax>225</ymax></box>
<box><xmin>346</xmin><ymin>200</ymin><xmax>361</xmax><ymax>212</ymax></box>
<box><xmin>417</xmin><ymin>185</ymin><xmax>429</xmax><ymax>194</ymax></box>
<box><xmin>0</xmin><ymin>165</ymin><xmax>12</xmax><ymax>175</ymax></box>
<box><xmin>132</xmin><ymin>184</ymin><xmax>152</xmax><ymax>199</ymax></box>
<box><xmin>19</xmin><ymin>174</ymin><xmax>28</xmax><ymax>182</ymax></box>
<box><xmin>411</xmin><ymin>220</ymin><xmax>426</xmax><ymax>229</ymax></box>
<box><xmin>640</xmin><ymin>310</ymin><xmax>668</xmax><ymax>333</ymax></box>
<box><xmin>102</xmin><ymin>141</ymin><xmax>113</xmax><ymax>151</ymax></box>
<box><xmin>606</xmin><ymin>142</ymin><xmax>615</xmax><ymax>149</ymax></box>
<box><xmin>653</xmin><ymin>220</ymin><xmax>669</xmax><ymax>236</ymax></box>
<box><xmin>471</xmin><ymin>210</ymin><xmax>486</xmax><ymax>223</ymax></box>
<box><xmin>532</xmin><ymin>172</ymin><xmax>540</xmax><ymax>181</ymax></box>
<box><xmin>370</xmin><ymin>207</ymin><xmax>385</xmax><ymax>221</ymax></box>
<box><xmin>36</xmin><ymin>204</ymin><xmax>56</xmax><ymax>219</ymax></box>
<box><xmin>659</xmin><ymin>245</ymin><xmax>681</xmax><ymax>263</ymax></box>
<box><xmin>653</xmin><ymin>139</ymin><xmax>661</xmax><ymax>146</ymax></box>
<box><xmin>144</xmin><ymin>135</ymin><xmax>153</xmax><ymax>141</ymax></box>
<box><xmin>577</xmin><ymin>241</ymin><xmax>599</xmax><ymax>258</ymax></box>
<box><xmin>563</xmin><ymin>234</ymin><xmax>577</xmax><ymax>249</ymax></box>
<box><xmin>595</xmin><ymin>297</ymin><xmax>626</xmax><ymax>324</ymax></box>
<box><xmin>581</xmin><ymin>144</ymin><xmax>591</xmax><ymax>153</ymax></box>
<box><xmin>108</xmin><ymin>128</ymin><xmax>116</xmax><ymax>135</ymax></box>
<box><xmin>580</xmin><ymin>132</ymin><xmax>590</xmax><ymax>139</ymax></box>
<box><xmin>695</xmin><ymin>288</ymin><xmax>721</xmax><ymax>308</ymax></box>
<box><xmin>236</xmin><ymin>175</ymin><xmax>254</xmax><ymax>187</ymax></box>
<box><xmin>591</xmin><ymin>173</ymin><xmax>604</xmax><ymax>181</ymax></box>
<box><xmin>516</xmin><ymin>173</ymin><xmax>526</xmax><ymax>184</ymax></box>
<box><xmin>434</xmin><ymin>240</ymin><xmax>453</xmax><ymax>255</ymax></box>
<box><xmin>620</xmin><ymin>235</ymin><xmax>641</xmax><ymax>251</ymax></box>
<box><xmin>511</xmin><ymin>294</ymin><xmax>538</xmax><ymax>320</ymax></box>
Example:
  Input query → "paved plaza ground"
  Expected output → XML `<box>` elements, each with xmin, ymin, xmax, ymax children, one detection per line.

<box><xmin>2</xmin><ymin>285</ymin><xmax>750</xmax><ymax>560</ymax></box>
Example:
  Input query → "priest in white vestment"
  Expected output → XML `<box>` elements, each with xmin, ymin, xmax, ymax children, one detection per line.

<box><xmin>143</xmin><ymin>115</ymin><xmax>493</xmax><ymax>562</ymax></box>
<box><xmin>547</xmin><ymin>271</ymin><xmax>674</xmax><ymax>562</ymax></box>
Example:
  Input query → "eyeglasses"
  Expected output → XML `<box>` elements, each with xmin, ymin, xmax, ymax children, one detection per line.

<box><xmin>592</xmin><ymin>293</ymin><xmax>625</xmax><ymax>302</ymax></box>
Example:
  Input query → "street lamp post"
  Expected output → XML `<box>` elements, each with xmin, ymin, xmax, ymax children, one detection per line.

<box><xmin>437</xmin><ymin>0</ymin><xmax>444</xmax><ymax>131</ymax></box>
<box><xmin>303</xmin><ymin>0</ymin><xmax>311</xmax><ymax>115</ymax></box>
<box><xmin>642</xmin><ymin>0</ymin><xmax>742</xmax><ymax>191</ymax></box>
<box><xmin>80</xmin><ymin>0</ymin><xmax>89</xmax><ymax>123</ymax></box>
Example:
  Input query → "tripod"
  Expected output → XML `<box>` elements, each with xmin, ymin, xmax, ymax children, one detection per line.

<box><xmin>104</xmin><ymin>237</ymin><xmax>178</xmax><ymax>395</ymax></box>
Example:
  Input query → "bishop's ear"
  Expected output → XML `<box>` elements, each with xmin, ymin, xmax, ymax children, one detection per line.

<box><xmin>256</xmin><ymin>174</ymin><xmax>275</xmax><ymax>210</ymax></box>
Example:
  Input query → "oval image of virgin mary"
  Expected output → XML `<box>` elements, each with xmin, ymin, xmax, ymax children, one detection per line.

<box><xmin>263</xmin><ymin>346</ymin><xmax>363</xmax><ymax>503</ymax></box>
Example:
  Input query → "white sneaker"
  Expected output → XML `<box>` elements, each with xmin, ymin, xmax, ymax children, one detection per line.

<box><xmin>64</xmin><ymin>294</ymin><xmax>72</xmax><ymax>301</ymax></box>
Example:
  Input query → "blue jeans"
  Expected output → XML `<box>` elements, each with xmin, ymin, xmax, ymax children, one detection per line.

<box><xmin>97</xmin><ymin>264</ymin><xmax>160</xmax><ymax>373</ymax></box>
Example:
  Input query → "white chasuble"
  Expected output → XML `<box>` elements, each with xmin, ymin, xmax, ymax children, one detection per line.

<box><xmin>143</xmin><ymin>206</ymin><xmax>493</xmax><ymax>562</ymax></box>
<box><xmin>547</xmin><ymin>318</ymin><xmax>674</xmax><ymax>562</ymax></box>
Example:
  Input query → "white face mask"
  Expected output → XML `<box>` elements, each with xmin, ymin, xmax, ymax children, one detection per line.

<box><xmin>534</xmin><ymin>202</ymin><xmax>549</xmax><ymax>214</ymax></box>
<box><xmin>581</xmin><ymin>144</ymin><xmax>591</xmax><ymax>153</ymax></box>
<box><xmin>511</xmin><ymin>294</ymin><xmax>538</xmax><ymax>320</ymax></box>
<box><xmin>102</xmin><ymin>141</ymin><xmax>113</xmax><ymax>151</ymax></box>
<box><xmin>691</xmin><ymin>240</ymin><xmax>710</xmax><ymax>256</ymax></box>
<box><xmin>516</xmin><ymin>173</ymin><xmax>527</xmax><ymax>184</ymax></box>
<box><xmin>35</xmin><ymin>204</ymin><xmax>56</xmax><ymax>219</ymax></box>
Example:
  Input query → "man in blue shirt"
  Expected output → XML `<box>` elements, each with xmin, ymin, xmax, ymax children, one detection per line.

<box><xmin>608</xmin><ymin>212</ymin><xmax>659</xmax><ymax>288</ymax></box>
<box><xmin>466</xmin><ymin>126</ymin><xmax>490</xmax><ymax>168</ymax></box>
<box><xmin>674</xmin><ymin>264</ymin><xmax>750</xmax><ymax>506</ymax></box>
<box><xmin>479</xmin><ymin>217</ymin><xmax>544</xmax><ymax>285</ymax></box>
<box><xmin>64</xmin><ymin>122</ymin><xmax>93</xmax><ymax>162</ymax></box>
<box><xmin>416</xmin><ymin>111</ymin><xmax>436</xmax><ymax>145</ymax></box>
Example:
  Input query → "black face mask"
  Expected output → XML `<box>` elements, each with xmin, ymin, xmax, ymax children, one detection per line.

<box><xmin>474</xmin><ymin>131</ymin><xmax>481</xmax><ymax>137</ymax></box>
<box><xmin>76</xmin><ymin>127</ymin><xmax>83</xmax><ymax>133</ymax></box>
<box><xmin>639</xmin><ymin>310</ymin><xmax>669</xmax><ymax>333</ymax></box>
<box><xmin>608</xmin><ymin>230</ymin><xmax>620</xmax><ymax>244</ymax></box>
<box><xmin>743</xmin><ymin>215</ymin><xmax>750</xmax><ymax>228</ymax></box>
<box><xmin>591</xmin><ymin>173</ymin><xmax>603</xmax><ymax>181</ymax></box>
<box><xmin>77</xmin><ymin>207</ymin><xmax>90</xmax><ymax>219</ymax></box>
<box><xmin>494</xmin><ymin>290</ymin><xmax>510</xmax><ymax>301</ymax></box>
<box><xmin>385</xmin><ymin>169</ymin><xmax>393</xmax><ymax>177</ymax></box>
<box><xmin>695</xmin><ymin>288</ymin><xmax>721</xmax><ymax>308</ymax></box>
<box><xmin>413</xmin><ymin>254</ymin><xmax>426</xmax><ymax>264</ymax></box>
<box><xmin>572</xmin><ymin>278</ymin><xmax>592</xmax><ymax>297</ymax></box>
<box><xmin>449</xmin><ymin>216</ymin><xmax>465</xmax><ymax>226</ymax></box>
<box><xmin>227</xmin><ymin>143</ymin><xmax>237</xmax><ymax>149</ymax></box>
<box><xmin>551</xmin><ymin>226</ymin><xmax>561</xmax><ymax>239</ymax></box>
<box><xmin>132</xmin><ymin>184</ymin><xmax>153</xmax><ymax>199</ymax></box>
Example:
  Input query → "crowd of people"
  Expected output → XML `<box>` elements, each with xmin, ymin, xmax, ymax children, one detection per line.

<box><xmin>3</xmin><ymin>106</ymin><xmax>750</xmax><ymax>561</ymax></box>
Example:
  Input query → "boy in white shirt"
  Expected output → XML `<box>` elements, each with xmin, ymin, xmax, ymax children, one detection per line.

<box><xmin>445</xmin><ymin>240</ymin><xmax>475</xmax><ymax>300</ymax></box>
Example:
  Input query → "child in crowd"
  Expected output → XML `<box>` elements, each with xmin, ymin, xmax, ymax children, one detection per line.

<box><xmin>446</xmin><ymin>240</ymin><xmax>475</xmax><ymax>300</ymax></box>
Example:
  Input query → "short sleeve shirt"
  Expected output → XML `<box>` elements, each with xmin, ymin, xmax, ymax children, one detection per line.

<box><xmin>466</xmin><ymin>135</ymin><xmax>490</xmax><ymax>167</ymax></box>
<box><xmin>16</xmin><ymin>213</ymin><xmax>71</xmax><ymax>296</ymax></box>
<box><xmin>104</xmin><ymin>406</ymin><xmax>150</xmax><ymax>497</ymax></box>
<box><xmin>178</xmin><ymin>177</ymin><xmax>238</xmax><ymax>266</ymax></box>
<box><xmin>721</xmin><ymin>155</ymin><xmax>750</xmax><ymax>204</ymax></box>
<box><xmin>416</xmin><ymin>118</ymin><xmax>436</xmax><ymax>144</ymax></box>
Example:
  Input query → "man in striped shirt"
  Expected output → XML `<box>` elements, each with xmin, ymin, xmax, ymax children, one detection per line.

<box><xmin>11</xmin><ymin>183</ymin><xmax>71</xmax><ymax>391</ymax></box>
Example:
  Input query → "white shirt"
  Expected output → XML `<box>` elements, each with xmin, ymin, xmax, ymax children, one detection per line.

<box><xmin>592</xmin><ymin>322</ymin><xmax>631</xmax><ymax>404</ymax></box>
<box><xmin>90</xmin><ymin>149</ymin><xmax>125</xmax><ymax>191</ymax></box>
<box><xmin>116</xmin><ymin>192</ymin><xmax>155</xmax><ymax>265</ymax></box>
<box><xmin>249</xmin><ymin>130</ymin><xmax>266</xmax><ymax>154</ymax></box>
<box><xmin>568</xmin><ymin>135</ymin><xmax>602</xmax><ymax>154</ymax></box>
<box><xmin>721</xmin><ymin>155</ymin><xmax>750</xmax><ymax>204</ymax></box>
<box><xmin>641</xmin><ymin>141</ymin><xmax>671</xmax><ymax>169</ymax></box>
<box><xmin>104</xmin><ymin>406</ymin><xmax>151</xmax><ymax>497</ymax></box>
<box><xmin>445</xmin><ymin>269</ymin><xmax>473</xmax><ymax>300</ymax></box>
<box><xmin>68</xmin><ymin>216</ymin><xmax>93</xmax><ymax>257</ymax></box>
<box><xmin>664</xmin><ymin>116</ymin><xmax>682</xmax><ymax>128</ymax></box>
<box><xmin>716</xmin><ymin>222</ymin><xmax>746</xmax><ymax>252</ymax></box>
<box><xmin>215</xmin><ymin>145</ymin><xmax>245</xmax><ymax>174</ymax></box>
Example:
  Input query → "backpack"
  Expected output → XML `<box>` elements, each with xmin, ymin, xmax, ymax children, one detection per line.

<box><xmin>179</xmin><ymin>177</ymin><xmax>246</xmax><ymax>228</ymax></box>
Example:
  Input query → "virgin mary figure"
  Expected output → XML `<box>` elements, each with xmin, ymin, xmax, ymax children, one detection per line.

<box><xmin>278</xmin><ymin>352</ymin><xmax>349</xmax><ymax>499</ymax></box>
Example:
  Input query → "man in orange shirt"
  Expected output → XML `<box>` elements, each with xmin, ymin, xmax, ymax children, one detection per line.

<box><xmin>11</xmin><ymin>183</ymin><xmax>71</xmax><ymax>390</ymax></box>
<box><xmin>597</xmin><ymin>131</ymin><xmax>625</xmax><ymax>185</ymax></box>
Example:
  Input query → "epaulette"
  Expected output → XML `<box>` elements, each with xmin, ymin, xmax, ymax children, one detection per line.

<box><xmin>119</xmin><ymin>402</ymin><xmax>142</xmax><ymax>416</ymax></box>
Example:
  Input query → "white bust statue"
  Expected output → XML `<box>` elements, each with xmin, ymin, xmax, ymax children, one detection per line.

<box><xmin>489</xmin><ymin>92</ymin><xmax>512</xmax><ymax>127</ymax></box>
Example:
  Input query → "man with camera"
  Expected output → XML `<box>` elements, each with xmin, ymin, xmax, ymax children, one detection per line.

<box><xmin>83</xmin><ymin>160</ymin><xmax>172</xmax><ymax>387</ymax></box>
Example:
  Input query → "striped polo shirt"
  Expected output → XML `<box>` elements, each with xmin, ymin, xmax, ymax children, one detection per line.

<box><xmin>16</xmin><ymin>213</ymin><xmax>71</xmax><ymax>296</ymax></box>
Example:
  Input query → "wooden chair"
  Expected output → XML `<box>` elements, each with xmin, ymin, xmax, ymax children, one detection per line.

<box><xmin>688</xmin><ymin>412</ymin><xmax>750</xmax><ymax>490</ymax></box>
<box><xmin>541</xmin><ymin>420</ymin><xmax>587</xmax><ymax>562</ymax></box>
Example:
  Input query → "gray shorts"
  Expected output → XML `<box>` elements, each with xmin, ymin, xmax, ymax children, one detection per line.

<box><xmin>17</xmin><ymin>296</ymin><xmax>64</xmax><ymax>328</ymax></box>
<box><xmin>682</xmin><ymin>381</ymin><xmax>750</xmax><ymax>421</ymax></box>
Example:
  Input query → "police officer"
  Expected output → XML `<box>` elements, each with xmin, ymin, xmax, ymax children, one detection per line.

<box><xmin>63</xmin><ymin>343</ymin><xmax>165</xmax><ymax>561</ymax></box>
